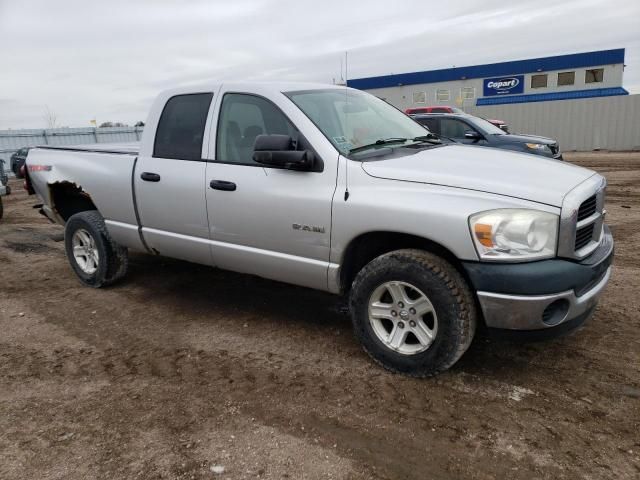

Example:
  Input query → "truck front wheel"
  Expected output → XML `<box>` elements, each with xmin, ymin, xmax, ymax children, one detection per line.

<box><xmin>349</xmin><ymin>249</ymin><xmax>477</xmax><ymax>377</ymax></box>
<box><xmin>64</xmin><ymin>210</ymin><xmax>128</xmax><ymax>288</ymax></box>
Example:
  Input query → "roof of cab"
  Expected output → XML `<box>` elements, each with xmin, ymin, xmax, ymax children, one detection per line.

<box><xmin>157</xmin><ymin>81</ymin><xmax>348</xmax><ymax>98</ymax></box>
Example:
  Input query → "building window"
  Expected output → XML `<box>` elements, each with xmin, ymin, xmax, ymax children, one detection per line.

<box><xmin>436</xmin><ymin>89</ymin><xmax>450</xmax><ymax>101</ymax></box>
<box><xmin>461</xmin><ymin>87</ymin><xmax>475</xmax><ymax>100</ymax></box>
<box><xmin>531</xmin><ymin>74</ymin><xmax>547</xmax><ymax>89</ymax></box>
<box><xmin>413</xmin><ymin>91</ymin><xmax>426</xmax><ymax>104</ymax></box>
<box><xmin>557</xmin><ymin>71</ymin><xmax>575</xmax><ymax>86</ymax></box>
<box><xmin>585</xmin><ymin>68</ymin><xmax>604</xmax><ymax>83</ymax></box>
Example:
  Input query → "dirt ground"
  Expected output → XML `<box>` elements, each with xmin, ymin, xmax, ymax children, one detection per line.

<box><xmin>1</xmin><ymin>152</ymin><xmax>639</xmax><ymax>480</ymax></box>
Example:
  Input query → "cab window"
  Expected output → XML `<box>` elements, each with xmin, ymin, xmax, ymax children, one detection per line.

<box><xmin>154</xmin><ymin>93</ymin><xmax>213</xmax><ymax>160</ymax></box>
<box><xmin>216</xmin><ymin>94</ymin><xmax>297</xmax><ymax>165</ymax></box>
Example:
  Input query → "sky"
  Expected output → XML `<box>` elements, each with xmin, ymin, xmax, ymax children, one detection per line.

<box><xmin>0</xmin><ymin>0</ymin><xmax>639</xmax><ymax>129</ymax></box>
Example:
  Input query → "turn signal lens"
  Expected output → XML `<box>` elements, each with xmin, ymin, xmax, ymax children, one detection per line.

<box><xmin>474</xmin><ymin>223</ymin><xmax>494</xmax><ymax>247</ymax></box>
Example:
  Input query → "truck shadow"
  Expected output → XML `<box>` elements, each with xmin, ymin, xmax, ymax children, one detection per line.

<box><xmin>121</xmin><ymin>252</ymin><xmax>587</xmax><ymax>379</ymax></box>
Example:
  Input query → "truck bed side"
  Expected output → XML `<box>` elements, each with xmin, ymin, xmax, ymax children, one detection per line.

<box><xmin>26</xmin><ymin>145</ymin><xmax>146</xmax><ymax>251</ymax></box>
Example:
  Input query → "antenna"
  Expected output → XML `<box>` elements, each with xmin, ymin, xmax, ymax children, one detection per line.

<box><xmin>345</xmin><ymin>51</ymin><xmax>348</xmax><ymax>83</ymax></box>
<box><xmin>343</xmin><ymin>50</ymin><xmax>350</xmax><ymax>201</ymax></box>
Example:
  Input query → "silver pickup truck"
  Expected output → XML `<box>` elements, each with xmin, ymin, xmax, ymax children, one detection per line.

<box><xmin>24</xmin><ymin>83</ymin><xmax>613</xmax><ymax>376</ymax></box>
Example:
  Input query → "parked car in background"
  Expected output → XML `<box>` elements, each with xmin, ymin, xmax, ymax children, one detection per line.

<box><xmin>405</xmin><ymin>106</ymin><xmax>509</xmax><ymax>132</ymax></box>
<box><xmin>10</xmin><ymin>147</ymin><xmax>31</xmax><ymax>178</ymax></box>
<box><xmin>405</xmin><ymin>106</ymin><xmax>465</xmax><ymax>115</ymax></box>
<box><xmin>0</xmin><ymin>158</ymin><xmax>10</xmax><ymax>219</ymax></box>
<box><xmin>413</xmin><ymin>113</ymin><xmax>562</xmax><ymax>160</ymax></box>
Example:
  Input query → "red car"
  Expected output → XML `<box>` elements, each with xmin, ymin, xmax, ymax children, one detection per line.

<box><xmin>406</xmin><ymin>106</ymin><xmax>509</xmax><ymax>132</ymax></box>
<box><xmin>405</xmin><ymin>106</ymin><xmax>465</xmax><ymax>115</ymax></box>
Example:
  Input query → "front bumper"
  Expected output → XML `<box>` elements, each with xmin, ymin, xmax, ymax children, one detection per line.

<box><xmin>463</xmin><ymin>225</ymin><xmax>613</xmax><ymax>334</ymax></box>
<box><xmin>476</xmin><ymin>265</ymin><xmax>610</xmax><ymax>331</ymax></box>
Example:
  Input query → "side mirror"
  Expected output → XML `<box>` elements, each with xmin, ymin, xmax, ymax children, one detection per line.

<box><xmin>464</xmin><ymin>130</ymin><xmax>482</xmax><ymax>140</ymax></box>
<box><xmin>253</xmin><ymin>134</ymin><xmax>314</xmax><ymax>171</ymax></box>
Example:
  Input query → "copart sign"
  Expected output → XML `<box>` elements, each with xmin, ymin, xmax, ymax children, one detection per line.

<box><xmin>483</xmin><ymin>75</ymin><xmax>524</xmax><ymax>96</ymax></box>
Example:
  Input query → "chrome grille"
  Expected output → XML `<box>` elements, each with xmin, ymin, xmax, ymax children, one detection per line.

<box><xmin>575</xmin><ymin>223</ymin><xmax>595</xmax><ymax>250</ymax></box>
<box><xmin>577</xmin><ymin>195</ymin><xmax>597</xmax><ymax>221</ymax></box>
<box><xmin>558</xmin><ymin>175</ymin><xmax>606</xmax><ymax>260</ymax></box>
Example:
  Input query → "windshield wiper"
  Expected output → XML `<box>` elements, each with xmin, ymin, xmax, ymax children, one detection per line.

<box><xmin>348</xmin><ymin>138</ymin><xmax>410</xmax><ymax>154</ymax></box>
<box><xmin>348</xmin><ymin>135</ymin><xmax>444</xmax><ymax>155</ymax></box>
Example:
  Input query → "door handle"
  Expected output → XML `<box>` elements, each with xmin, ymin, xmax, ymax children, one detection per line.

<box><xmin>210</xmin><ymin>180</ymin><xmax>236</xmax><ymax>191</ymax></box>
<box><xmin>140</xmin><ymin>172</ymin><xmax>161</xmax><ymax>182</ymax></box>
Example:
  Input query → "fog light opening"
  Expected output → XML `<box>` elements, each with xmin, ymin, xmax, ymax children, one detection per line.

<box><xmin>542</xmin><ymin>299</ymin><xmax>570</xmax><ymax>326</ymax></box>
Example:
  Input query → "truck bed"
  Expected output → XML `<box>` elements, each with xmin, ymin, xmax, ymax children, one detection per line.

<box><xmin>27</xmin><ymin>144</ymin><xmax>144</xmax><ymax>251</ymax></box>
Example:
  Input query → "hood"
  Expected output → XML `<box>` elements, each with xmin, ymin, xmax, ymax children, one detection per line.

<box><xmin>501</xmin><ymin>133</ymin><xmax>556</xmax><ymax>145</ymax></box>
<box><xmin>361</xmin><ymin>145</ymin><xmax>594</xmax><ymax>207</ymax></box>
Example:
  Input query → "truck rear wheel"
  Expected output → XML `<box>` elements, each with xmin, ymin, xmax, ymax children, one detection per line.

<box><xmin>349</xmin><ymin>249</ymin><xmax>476</xmax><ymax>377</ymax></box>
<box><xmin>64</xmin><ymin>210</ymin><xmax>128</xmax><ymax>288</ymax></box>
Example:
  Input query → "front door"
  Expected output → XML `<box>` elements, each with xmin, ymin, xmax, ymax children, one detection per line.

<box><xmin>135</xmin><ymin>92</ymin><xmax>214</xmax><ymax>265</ymax></box>
<box><xmin>205</xmin><ymin>92</ymin><xmax>337</xmax><ymax>291</ymax></box>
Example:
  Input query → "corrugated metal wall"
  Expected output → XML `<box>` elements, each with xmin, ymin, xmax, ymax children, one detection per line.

<box><xmin>2</xmin><ymin>94</ymin><xmax>639</xmax><ymax>174</ymax></box>
<box><xmin>0</xmin><ymin>126</ymin><xmax>143</xmax><ymax>174</ymax></box>
<box><xmin>467</xmin><ymin>94</ymin><xmax>640</xmax><ymax>151</ymax></box>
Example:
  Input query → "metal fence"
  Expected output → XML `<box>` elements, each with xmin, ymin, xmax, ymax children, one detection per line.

<box><xmin>0</xmin><ymin>126</ymin><xmax>143</xmax><ymax>174</ymax></box>
<box><xmin>467</xmin><ymin>94</ymin><xmax>640</xmax><ymax>151</ymax></box>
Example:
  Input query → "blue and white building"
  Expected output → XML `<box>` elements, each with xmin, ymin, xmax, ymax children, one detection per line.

<box><xmin>347</xmin><ymin>49</ymin><xmax>628</xmax><ymax>110</ymax></box>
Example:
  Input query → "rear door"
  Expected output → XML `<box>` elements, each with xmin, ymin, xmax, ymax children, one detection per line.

<box><xmin>134</xmin><ymin>92</ymin><xmax>214</xmax><ymax>265</ymax></box>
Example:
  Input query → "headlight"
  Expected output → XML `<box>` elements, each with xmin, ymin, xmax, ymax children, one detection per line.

<box><xmin>525</xmin><ymin>143</ymin><xmax>549</xmax><ymax>151</ymax></box>
<box><xmin>469</xmin><ymin>209</ymin><xmax>558</xmax><ymax>261</ymax></box>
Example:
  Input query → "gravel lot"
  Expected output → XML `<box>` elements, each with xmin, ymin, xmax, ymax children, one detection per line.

<box><xmin>1</xmin><ymin>152</ymin><xmax>639</xmax><ymax>479</ymax></box>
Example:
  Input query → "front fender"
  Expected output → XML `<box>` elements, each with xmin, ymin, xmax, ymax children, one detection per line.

<box><xmin>330</xmin><ymin>162</ymin><xmax>560</xmax><ymax>267</ymax></box>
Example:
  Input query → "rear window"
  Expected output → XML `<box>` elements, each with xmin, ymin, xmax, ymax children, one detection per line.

<box><xmin>153</xmin><ymin>93</ymin><xmax>213</xmax><ymax>160</ymax></box>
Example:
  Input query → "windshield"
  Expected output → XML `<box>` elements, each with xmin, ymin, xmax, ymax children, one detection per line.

<box><xmin>466</xmin><ymin>116</ymin><xmax>507</xmax><ymax>135</ymax></box>
<box><xmin>285</xmin><ymin>88</ymin><xmax>430</xmax><ymax>156</ymax></box>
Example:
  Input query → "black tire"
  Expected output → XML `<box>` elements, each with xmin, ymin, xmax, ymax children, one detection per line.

<box><xmin>349</xmin><ymin>249</ymin><xmax>477</xmax><ymax>377</ymax></box>
<box><xmin>14</xmin><ymin>164</ymin><xmax>24</xmax><ymax>179</ymax></box>
<box><xmin>64</xmin><ymin>210</ymin><xmax>128</xmax><ymax>288</ymax></box>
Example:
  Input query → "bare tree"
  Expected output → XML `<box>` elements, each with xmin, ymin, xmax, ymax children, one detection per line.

<box><xmin>43</xmin><ymin>105</ymin><xmax>58</xmax><ymax>129</ymax></box>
